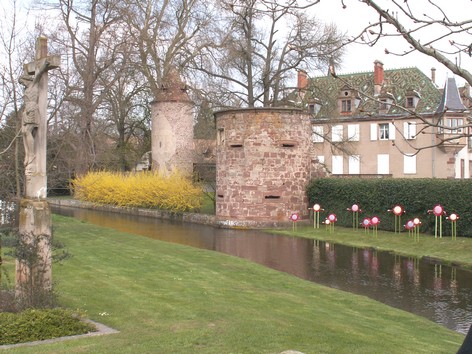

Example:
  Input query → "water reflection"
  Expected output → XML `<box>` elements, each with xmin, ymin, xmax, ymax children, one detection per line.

<box><xmin>310</xmin><ymin>241</ymin><xmax>472</xmax><ymax>334</ymax></box>
<box><xmin>53</xmin><ymin>206</ymin><xmax>472</xmax><ymax>334</ymax></box>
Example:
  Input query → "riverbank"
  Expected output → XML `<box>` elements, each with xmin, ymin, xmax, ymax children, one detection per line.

<box><xmin>48</xmin><ymin>198</ymin><xmax>299</xmax><ymax>229</ymax></box>
<box><xmin>271</xmin><ymin>225</ymin><xmax>472</xmax><ymax>270</ymax></box>
<box><xmin>2</xmin><ymin>214</ymin><xmax>464</xmax><ymax>353</ymax></box>
<box><xmin>49</xmin><ymin>198</ymin><xmax>472</xmax><ymax>270</ymax></box>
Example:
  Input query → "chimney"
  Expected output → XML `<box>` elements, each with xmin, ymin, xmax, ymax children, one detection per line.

<box><xmin>297</xmin><ymin>70</ymin><xmax>308</xmax><ymax>91</ymax></box>
<box><xmin>431</xmin><ymin>67</ymin><xmax>436</xmax><ymax>85</ymax></box>
<box><xmin>374</xmin><ymin>60</ymin><xmax>384</xmax><ymax>95</ymax></box>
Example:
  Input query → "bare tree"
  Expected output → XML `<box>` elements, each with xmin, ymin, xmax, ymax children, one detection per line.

<box><xmin>100</xmin><ymin>59</ymin><xmax>152</xmax><ymax>171</ymax></box>
<box><xmin>121</xmin><ymin>0</ymin><xmax>213</xmax><ymax>100</ymax></box>
<box><xmin>0</xmin><ymin>0</ymin><xmax>33</xmax><ymax>199</ymax></box>
<box><xmin>337</xmin><ymin>0</ymin><xmax>472</xmax><ymax>86</ymax></box>
<box><xmin>192</xmin><ymin>0</ymin><xmax>345</xmax><ymax>108</ymax></box>
<box><xmin>43</xmin><ymin>0</ymin><xmax>127</xmax><ymax>174</ymax></box>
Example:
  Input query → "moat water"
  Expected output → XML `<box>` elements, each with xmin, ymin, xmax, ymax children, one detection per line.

<box><xmin>52</xmin><ymin>205</ymin><xmax>472</xmax><ymax>334</ymax></box>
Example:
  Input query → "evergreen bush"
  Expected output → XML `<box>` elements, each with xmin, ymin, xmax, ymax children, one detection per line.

<box><xmin>306</xmin><ymin>178</ymin><xmax>472</xmax><ymax>237</ymax></box>
<box><xmin>0</xmin><ymin>308</ymin><xmax>95</xmax><ymax>345</ymax></box>
<box><xmin>72</xmin><ymin>171</ymin><xmax>203</xmax><ymax>212</ymax></box>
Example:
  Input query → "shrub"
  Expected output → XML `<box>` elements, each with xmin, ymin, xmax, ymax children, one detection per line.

<box><xmin>72</xmin><ymin>170</ymin><xmax>203</xmax><ymax>212</ymax></box>
<box><xmin>306</xmin><ymin>178</ymin><xmax>472</xmax><ymax>237</ymax></box>
<box><xmin>0</xmin><ymin>308</ymin><xmax>96</xmax><ymax>345</ymax></box>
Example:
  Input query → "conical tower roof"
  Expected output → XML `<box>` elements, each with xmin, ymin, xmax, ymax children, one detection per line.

<box><xmin>436</xmin><ymin>77</ymin><xmax>467</xmax><ymax>113</ymax></box>
<box><xmin>155</xmin><ymin>69</ymin><xmax>192</xmax><ymax>103</ymax></box>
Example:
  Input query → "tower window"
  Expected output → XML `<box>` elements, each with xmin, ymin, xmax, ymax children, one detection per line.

<box><xmin>280</xmin><ymin>140</ymin><xmax>297</xmax><ymax>148</ymax></box>
<box><xmin>217</xmin><ymin>128</ymin><xmax>225</xmax><ymax>145</ymax></box>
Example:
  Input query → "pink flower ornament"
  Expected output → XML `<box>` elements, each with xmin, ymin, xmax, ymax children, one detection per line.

<box><xmin>362</xmin><ymin>218</ymin><xmax>371</xmax><ymax>228</ymax></box>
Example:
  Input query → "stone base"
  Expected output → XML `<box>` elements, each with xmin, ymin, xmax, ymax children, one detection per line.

<box><xmin>16</xmin><ymin>198</ymin><xmax>52</xmax><ymax>295</ymax></box>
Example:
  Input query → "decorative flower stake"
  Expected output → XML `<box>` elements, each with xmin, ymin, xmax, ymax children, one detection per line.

<box><xmin>388</xmin><ymin>205</ymin><xmax>404</xmax><ymax>233</ymax></box>
<box><xmin>371</xmin><ymin>216</ymin><xmax>380</xmax><ymax>238</ymax></box>
<box><xmin>447</xmin><ymin>213</ymin><xmax>459</xmax><ymax>240</ymax></box>
<box><xmin>428</xmin><ymin>204</ymin><xmax>446</xmax><ymax>239</ymax></box>
<box><xmin>290</xmin><ymin>213</ymin><xmax>300</xmax><ymax>231</ymax></box>
<box><xmin>327</xmin><ymin>213</ymin><xmax>337</xmax><ymax>233</ymax></box>
<box><xmin>309</xmin><ymin>203</ymin><xmax>323</xmax><ymax>229</ymax></box>
<box><xmin>361</xmin><ymin>217</ymin><xmax>371</xmax><ymax>235</ymax></box>
<box><xmin>404</xmin><ymin>220</ymin><xmax>415</xmax><ymax>237</ymax></box>
<box><xmin>325</xmin><ymin>218</ymin><xmax>330</xmax><ymax>231</ymax></box>
<box><xmin>347</xmin><ymin>204</ymin><xmax>361</xmax><ymax>231</ymax></box>
<box><xmin>413</xmin><ymin>217</ymin><xmax>421</xmax><ymax>243</ymax></box>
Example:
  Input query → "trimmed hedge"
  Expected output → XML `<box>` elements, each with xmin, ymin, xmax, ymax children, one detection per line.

<box><xmin>306</xmin><ymin>178</ymin><xmax>472</xmax><ymax>237</ymax></box>
<box><xmin>0</xmin><ymin>308</ymin><xmax>95</xmax><ymax>345</ymax></box>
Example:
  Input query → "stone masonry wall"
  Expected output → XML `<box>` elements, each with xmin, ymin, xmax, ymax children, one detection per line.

<box><xmin>151</xmin><ymin>100</ymin><xmax>194</xmax><ymax>175</ymax></box>
<box><xmin>215</xmin><ymin>108</ymin><xmax>313</xmax><ymax>222</ymax></box>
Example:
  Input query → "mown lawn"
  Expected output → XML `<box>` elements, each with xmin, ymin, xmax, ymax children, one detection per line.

<box><xmin>1</xmin><ymin>215</ymin><xmax>465</xmax><ymax>353</ymax></box>
<box><xmin>272</xmin><ymin>223</ymin><xmax>472</xmax><ymax>269</ymax></box>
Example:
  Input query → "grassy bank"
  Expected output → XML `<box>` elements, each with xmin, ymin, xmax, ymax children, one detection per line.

<box><xmin>1</xmin><ymin>215</ymin><xmax>465</xmax><ymax>353</ymax></box>
<box><xmin>272</xmin><ymin>224</ymin><xmax>472</xmax><ymax>269</ymax></box>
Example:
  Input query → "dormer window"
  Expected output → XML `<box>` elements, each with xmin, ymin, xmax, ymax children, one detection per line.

<box><xmin>338</xmin><ymin>87</ymin><xmax>360</xmax><ymax>114</ymax></box>
<box><xmin>380</xmin><ymin>99</ymin><xmax>388</xmax><ymax>110</ymax></box>
<box><xmin>405</xmin><ymin>89</ymin><xmax>420</xmax><ymax>108</ymax></box>
<box><xmin>341</xmin><ymin>99</ymin><xmax>352</xmax><ymax>112</ymax></box>
<box><xmin>308</xmin><ymin>97</ymin><xmax>322</xmax><ymax>115</ymax></box>
<box><xmin>378</xmin><ymin>92</ymin><xmax>394</xmax><ymax>112</ymax></box>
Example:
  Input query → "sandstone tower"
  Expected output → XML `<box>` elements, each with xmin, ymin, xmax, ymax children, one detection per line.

<box><xmin>215</xmin><ymin>108</ymin><xmax>312</xmax><ymax>226</ymax></box>
<box><xmin>151</xmin><ymin>70</ymin><xmax>194</xmax><ymax>174</ymax></box>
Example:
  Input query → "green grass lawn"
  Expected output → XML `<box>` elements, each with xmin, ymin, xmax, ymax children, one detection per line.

<box><xmin>272</xmin><ymin>223</ymin><xmax>472</xmax><ymax>269</ymax></box>
<box><xmin>1</xmin><ymin>215</ymin><xmax>465</xmax><ymax>353</ymax></box>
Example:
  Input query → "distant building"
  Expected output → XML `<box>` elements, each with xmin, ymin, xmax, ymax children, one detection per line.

<box><xmin>151</xmin><ymin>61</ymin><xmax>471</xmax><ymax>226</ymax></box>
<box><xmin>301</xmin><ymin>61</ymin><xmax>471</xmax><ymax>178</ymax></box>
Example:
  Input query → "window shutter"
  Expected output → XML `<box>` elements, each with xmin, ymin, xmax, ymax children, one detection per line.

<box><xmin>332</xmin><ymin>125</ymin><xmax>343</xmax><ymax>142</ymax></box>
<box><xmin>404</xmin><ymin>122</ymin><xmax>416</xmax><ymax>139</ymax></box>
<box><xmin>332</xmin><ymin>155</ymin><xmax>343</xmax><ymax>174</ymax></box>
<box><xmin>389</xmin><ymin>123</ymin><xmax>396</xmax><ymax>140</ymax></box>
<box><xmin>312</xmin><ymin>125</ymin><xmax>324</xmax><ymax>143</ymax></box>
<box><xmin>410</xmin><ymin>122</ymin><xmax>416</xmax><ymax>139</ymax></box>
<box><xmin>404</xmin><ymin>154</ymin><xmax>416</xmax><ymax>174</ymax></box>
<box><xmin>377</xmin><ymin>154</ymin><xmax>389</xmax><ymax>174</ymax></box>
<box><xmin>370</xmin><ymin>123</ymin><xmax>377</xmax><ymax>141</ymax></box>
<box><xmin>348</xmin><ymin>155</ymin><xmax>360</xmax><ymax>174</ymax></box>
<box><xmin>348</xmin><ymin>124</ymin><xmax>360</xmax><ymax>141</ymax></box>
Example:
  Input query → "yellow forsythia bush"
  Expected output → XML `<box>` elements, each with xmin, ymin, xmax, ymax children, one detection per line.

<box><xmin>72</xmin><ymin>170</ymin><xmax>203</xmax><ymax>212</ymax></box>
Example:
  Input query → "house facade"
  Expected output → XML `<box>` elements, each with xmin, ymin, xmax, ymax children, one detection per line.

<box><xmin>302</xmin><ymin>61</ymin><xmax>472</xmax><ymax>179</ymax></box>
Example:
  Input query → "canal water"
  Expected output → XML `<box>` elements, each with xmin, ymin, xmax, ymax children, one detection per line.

<box><xmin>53</xmin><ymin>206</ymin><xmax>472</xmax><ymax>334</ymax></box>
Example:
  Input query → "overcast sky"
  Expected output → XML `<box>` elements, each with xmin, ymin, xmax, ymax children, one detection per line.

<box><xmin>3</xmin><ymin>0</ymin><xmax>470</xmax><ymax>89</ymax></box>
<box><xmin>314</xmin><ymin>0</ymin><xmax>471</xmax><ymax>88</ymax></box>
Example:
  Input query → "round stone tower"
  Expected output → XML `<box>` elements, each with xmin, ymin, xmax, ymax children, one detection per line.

<box><xmin>151</xmin><ymin>70</ymin><xmax>194</xmax><ymax>174</ymax></box>
<box><xmin>215</xmin><ymin>107</ymin><xmax>312</xmax><ymax>226</ymax></box>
